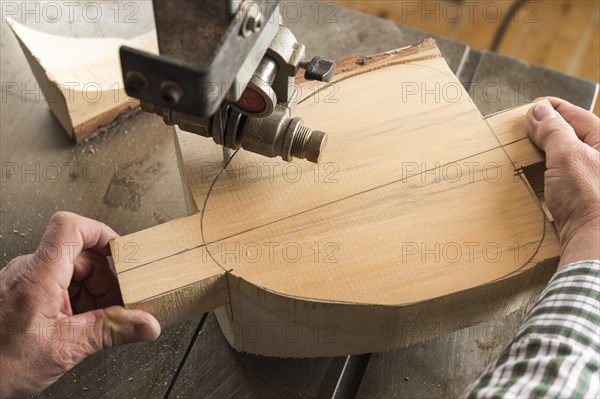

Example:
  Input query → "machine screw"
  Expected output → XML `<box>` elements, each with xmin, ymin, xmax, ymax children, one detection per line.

<box><xmin>241</xmin><ymin>5</ymin><xmax>263</xmax><ymax>37</ymax></box>
<box><xmin>124</xmin><ymin>71</ymin><xmax>148</xmax><ymax>95</ymax></box>
<box><xmin>247</xmin><ymin>12</ymin><xmax>262</xmax><ymax>32</ymax></box>
<box><xmin>160</xmin><ymin>81</ymin><xmax>183</xmax><ymax>105</ymax></box>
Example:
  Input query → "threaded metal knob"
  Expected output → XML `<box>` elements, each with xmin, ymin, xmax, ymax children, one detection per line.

<box><xmin>287</xmin><ymin>123</ymin><xmax>328</xmax><ymax>163</ymax></box>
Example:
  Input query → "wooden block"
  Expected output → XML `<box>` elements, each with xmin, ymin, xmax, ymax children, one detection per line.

<box><xmin>112</xmin><ymin>40</ymin><xmax>559</xmax><ymax>357</ymax></box>
<box><xmin>486</xmin><ymin>101</ymin><xmax>547</xmax><ymax>168</ymax></box>
<box><xmin>7</xmin><ymin>18</ymin><xmax>157</xmax><ymax>142</ymax></box>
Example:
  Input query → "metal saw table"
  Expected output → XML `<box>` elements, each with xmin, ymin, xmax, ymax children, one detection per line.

<box><xmin>1</xmin><ymin>2</ymin><xmax>597</xmax><ymax>398</ymax></box>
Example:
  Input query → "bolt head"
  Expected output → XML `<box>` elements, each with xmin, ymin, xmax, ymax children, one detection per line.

<box><xmin>247</xmin><ymin>13</ymin><xmax>262</xmax><ymax>32</ymax></box>
<box><xmin>241</xmin><ymin>6</ymin><xmax>262</xmax><ymax>37</ymax></box>
<box><xmin>160</xmin><ymin>81</ymin><xmax>183</xmax><ymax>106</ymax></box>
<box><xmin>124</xmin><ymin>71</ymin><xmax>147</xmax><ymax>95</ymax></box>
<box><xmin>305</xmin><ymin>130</ymin><xmax>328</xmax><ymax>163</ymax></box>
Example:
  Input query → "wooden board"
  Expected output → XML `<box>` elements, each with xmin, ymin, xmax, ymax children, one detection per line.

<box><xmin>7</xmin><ymin>18</ymin><xmax>157</xmax><ymax>142</ymax></box>
<box><xmin>0</xmin><ymin>8</ymin><xmax>355</xmax><ymax>396</ymax></box>
<box><xmin>112</xmin><ymin>39</ymin><xmax>559</xmax><ymax>357</ymax></box>
<box><xmin>1</xmin><ymin>9</ymin><xmax>201</xmax><ymax>398</ymax></box>
<box><xmin>356</xmin><ymin>307</ymin><xmax>530</xmax><ymax>398</ymax></box>
<box><xmin>166</xmin><ymin>313</ymin><xmax>347</xmax><ymax>398</ymax></box>
<box><xmin>7</xmin><ymin>6</ymin><xmax>594</xmax><ymax>396</ymax></box>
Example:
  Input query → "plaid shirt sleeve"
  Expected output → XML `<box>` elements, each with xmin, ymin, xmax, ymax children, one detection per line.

<box><xmin>465</xmin><ymin>260</ymin><xmax>600</xmax><ymax>399</ymax></box>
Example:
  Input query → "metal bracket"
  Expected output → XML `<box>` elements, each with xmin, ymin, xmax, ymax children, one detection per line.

<box><xmin>120</xmin><ymin>0</ymin><xmax>280</xmax><ymax>118</ymax></box>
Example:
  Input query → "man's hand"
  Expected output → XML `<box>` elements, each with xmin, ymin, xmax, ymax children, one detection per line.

<box><xmin>0</xmin><ymin>212</ymin><xmax>160</xmax><ymax>398</ymax></box>
<box><xmin>526</xmin><ymin>97</ymin><xmax>600</xmax><ymax>267</ymax></box>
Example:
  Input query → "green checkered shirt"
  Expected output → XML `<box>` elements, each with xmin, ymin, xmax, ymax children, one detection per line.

<box><xmin>466</xmin><ymin>260</ymin><xmax>600</xmax><ymax>399</ymax></box>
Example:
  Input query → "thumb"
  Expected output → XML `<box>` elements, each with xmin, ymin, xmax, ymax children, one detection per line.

<box><xmin>61</xmin><ymin>306</ymin><xmax>161</xmax><ymax>359</ymax></box>
<box><xmin>526</xmin><ymin>104</ymin><xmax>582</xmax><ymax>156</ymax></box>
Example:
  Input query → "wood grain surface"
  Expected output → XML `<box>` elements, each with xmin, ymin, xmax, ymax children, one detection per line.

<box><xmin>2</xmin><ymin>1</ymin><xmax>594</xmax><ymax>397</ymax></box>
<box><xmin>7</xmin><ymin>19</ymin><xmax>157</xmax><ymax>142</ymax></box>
<box><xmin>112</xmin><ymin>41</ymin><xmax>559</xmax><ymax>357</ymax></box>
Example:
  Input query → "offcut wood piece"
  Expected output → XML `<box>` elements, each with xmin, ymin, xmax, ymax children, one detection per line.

<box><xmin>111</xmin><ymin>39</ymin><xmax>559</xmax><ymax>357</ymax></box>
<box><xmin>7</xmin><ymin>18</ymin><xmax>157</xmax><ymax>142</ymax></box>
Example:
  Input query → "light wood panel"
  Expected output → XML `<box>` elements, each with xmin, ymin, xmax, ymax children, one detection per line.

<box><xmin>112</xmin><ymin>41</ymin><xmax>559</xmax><ymax>357</ymax></box>
<box><xmin>7</xmin><ymin>18</ymin><xmax>157</xmax><ymax>142</ymax></box>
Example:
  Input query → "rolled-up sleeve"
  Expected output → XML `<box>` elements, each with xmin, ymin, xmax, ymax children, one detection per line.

<box><xmin>465</xmin><ymin>260</ymin><xmax>600</xmax><ymax>399</ymax></box>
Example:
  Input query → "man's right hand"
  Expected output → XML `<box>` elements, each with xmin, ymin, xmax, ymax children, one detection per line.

<box><xmin>525</xmin><ymin>97</ymin><xmax>600</xmax><ymax>267</ymax></box>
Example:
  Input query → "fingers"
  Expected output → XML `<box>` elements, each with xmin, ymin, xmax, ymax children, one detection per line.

<box><xmin>69</xmin><ymin>283</ymin><xmax>124</xmax><ymax>314</ymax></box>
<box><xmin>69</xmin><ymin>285</ymin><xmax>97</xmax><ymax>314</ymax></box>
<box><xmin>37</xmin><ymin>212</ymin><xmax>119</xmax><ymax>263</ymax></box>
<box><xmin>61</xmin><ymin>306</ymin><xmax>161</xmax><ymax>360</ymax></box>
<box><xmin>526</xmin><ymin>104</ymin><xmax>584</xmax><ymax>157</ymax></box>
<box><xmin>35</xmin><ymin>212</ymin><xmax>118</xmax><ymax>287</ymax></box>
<box><xmin>69</xmin><ymin>250</ymin><xmax>124</xmax><ymax>312</ymax></box>
<box><xmin>536</xmin><ymin>97</ymin><xmax>600</xmax><ymax>150</ymax></box>
<box><xmin>73</xmin><ymin>250</ymin><xmax>120</xmax><ymax>297</ymax></box>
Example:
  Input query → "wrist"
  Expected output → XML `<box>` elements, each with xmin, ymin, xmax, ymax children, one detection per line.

<box><xmin>0</xmin><ymin>356</ymin><xmax>20</xmax><ymax>399</ymax></box>
<box><xmin>558</xmin><ymin>222</ymin><xmax>600</xmax><ymax>269</ymax></box>
<box><xmin>0</xmin><ymin>352</ymin><xmax>35</xmax><ymax>399</ymax></box>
